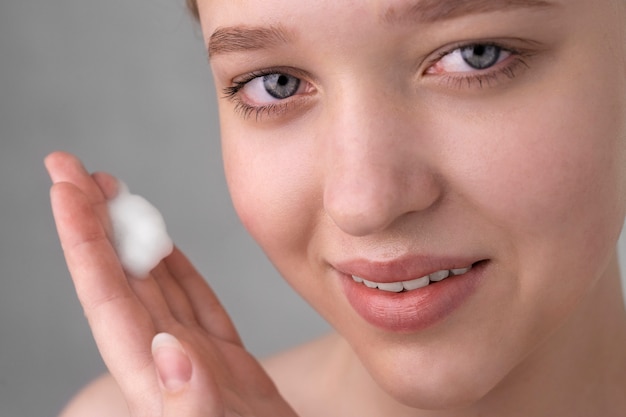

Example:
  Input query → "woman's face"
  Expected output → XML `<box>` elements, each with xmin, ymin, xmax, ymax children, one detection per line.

<box><xmin>199</xmin><ymin>0</ymin><xmax>626</xmax><ymax>408</ymax></box>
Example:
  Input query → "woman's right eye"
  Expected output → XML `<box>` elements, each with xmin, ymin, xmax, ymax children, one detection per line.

<box><xmin>256</xmin><ymin>74</ymin><xmax>301</xmax><ymax>99</ymax></box>
<box><xmin>230</xmin><ymin>72</ymin><xmax>309</xmax><ymax>105</ymax></box>
<box><xmin>222</xmin><ymin>70</ymin><xmax>316</xmax><ymax>120</ymax></box>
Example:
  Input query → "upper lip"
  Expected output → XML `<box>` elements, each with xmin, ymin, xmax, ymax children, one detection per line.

<box><xmin>332</xmin><ymin>255</ymin><xmax>485</xmax><ymax>283</ymax></box>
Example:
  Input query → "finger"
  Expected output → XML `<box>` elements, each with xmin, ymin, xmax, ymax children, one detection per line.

<box><xmin>127</xmin><ymin>274</ymin><xmax>179</xmax><ymax>328</ymax></box>
<box><xmin>151</xmin><ymin>263</ymin><xmax>199</xmax><ymax>326</ymax></box>
<box><xmin>45</xmin><ymin>152</ymin><xmax>105</xmax><ymax>203</ymax></box>
<box><xmin>164</xmin><ymin>248</ymin><xmax>243</xmax><ymax>346</ymax></box>
<box><xmin>45</xmin><ymin>152</ymin><xmax>117</xmax><ymax>241</ymax></box>
<box><xmin>45</xmin><ymin>152</ymin><xmax>110</xmax><ymax>221</ymax></box>
<box><xmin>47</xmin><ymin>154</ymin><xmax>176</xmax><ymax>323</ymax></box>
<box><xmin>152</xmin><ymin>333</ymin><xmax>224</xmax><ymax>417</ymax></box>
<box><xmin>50</xmin><ymin>181</ymin><xmax>131</xmax><ymax>313</ymax></box>
<box><xmin>49</xmin><ymin>181</ymin><xmax>162</xmax><ymax>416</ymax></box>
<box><xmin>92</xmin><ymin>171</ymin><xmax>120</xmax><ymax>199</ymax></box>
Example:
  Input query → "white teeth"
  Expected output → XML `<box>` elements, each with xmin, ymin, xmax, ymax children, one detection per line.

<box><xmin>350</xmin><ymin>264</ymin><xmax>473</xmax><ymax>292</ymax></box>
<box><xmin>376</xmin><ymin>282</ymin><xmax>405</xmax><ymax>293</ymax></box>
<box><xmin>363</xmin><ymin>279</ymin><xmax>378</xmax><ymax>288</ymax></box>
<box><xmin>402</xmin><ymin>276</ymin><xmax>430</xmax><ymax>291</ymax></box>
<box><xmin>429</xmin><ymin>270</ymin><xmax>450</xmax><ymax>282</ymax></box>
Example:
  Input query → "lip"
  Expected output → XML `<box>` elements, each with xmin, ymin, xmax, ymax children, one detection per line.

<box><xmin>334</xmin><ymin>257</ymin><xmax>488</xmax><ymax>332</ymax></box>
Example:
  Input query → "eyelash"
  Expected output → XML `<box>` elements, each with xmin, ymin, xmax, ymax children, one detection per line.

<box><xmin>426</xmin><ymin>41</ymin><xmax>533</xmax><ymax>89</ymax></box>
<box><xmin>222</xmin><ymin>42</ymin><xmax>534</xmax><ymax>120</ymax></box>
<box><xmin>222</xmin><ymin>68</ymin><xmax>307</xmax><ymax>121</ymax></box>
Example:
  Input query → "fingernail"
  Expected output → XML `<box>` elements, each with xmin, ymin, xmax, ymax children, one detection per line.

<box><xmin>152</xmin><ymin>333</ymin><xmax>192</xmax><ymax>392</ymax></box>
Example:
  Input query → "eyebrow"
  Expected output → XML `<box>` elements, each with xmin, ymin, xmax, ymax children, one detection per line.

<box><xmin>208</xmin><ymin>25</ymin><xmax>293</xmax><ymax>58</ymax></box>
<box><xmin>382</xmin><ymin>0</ymin><xmax>557</xmax><ymax>24</ymax></box>
<box><xmin>208</xmin><ymin>0</ymin><xmax>557</xmax><ymax>58</ymax></box>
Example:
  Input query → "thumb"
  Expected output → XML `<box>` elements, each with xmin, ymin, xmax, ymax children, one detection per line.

<box><xmin>152</xmin><ymin>333</ymin><xmax>221</xmax><ymax>416</ymax></box>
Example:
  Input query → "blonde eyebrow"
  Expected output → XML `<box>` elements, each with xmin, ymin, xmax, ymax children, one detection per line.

<box><xmin>382</xmin><ymin>0</ymin><xmax>557</xmax><ymax>24</ymax></box>
<box><xmin>208</xmin><ymin>25</ymin><xmax>293</xmax><ymax>58</ymax></box>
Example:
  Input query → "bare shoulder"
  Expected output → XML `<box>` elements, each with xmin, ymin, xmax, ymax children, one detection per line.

<box><xmin>59</xmin><ymin>374</ymin><xmax>129</xmax><ymax>417</ymax></box>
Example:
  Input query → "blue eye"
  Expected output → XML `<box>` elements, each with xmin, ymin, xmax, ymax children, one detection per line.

<box><xmin>222</xmin><ymin>69</ymin><xmax>314</xmax><ymax>120</ymax></box>
<box><xmin>262</xmin><ymin>74</ymin><xmax>301</xmax><ymax>99</ymax></box>
<box><xmin>460</xmin><ymin>45</ymin><xmax>502</xmax><ymax>70</ymax></box>
<box><xmin>227</xmin><ymin>72</ymin><xmax>307</xmax><ymax>106</ymax></box>
<box><xmin>428</xmin><ymin>43</ymin><xmax>512</xmax><ymax>75</ymax></box>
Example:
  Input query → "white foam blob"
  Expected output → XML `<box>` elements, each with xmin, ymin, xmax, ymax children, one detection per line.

<box><xmin>108</xmin><ymin>182</ymin><xmax>174</xmax><ymax>278</ymax></box>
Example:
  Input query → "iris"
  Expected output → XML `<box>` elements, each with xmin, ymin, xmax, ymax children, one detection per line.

<box><xmin>263</xmin><ymin>74</ymin><xmax>301</xmax><ymax>99</ymax></box>
<box><xmin>461</xmin><ymin>45</ymin><xmax>501</xmax><ymax>70</ymax></box>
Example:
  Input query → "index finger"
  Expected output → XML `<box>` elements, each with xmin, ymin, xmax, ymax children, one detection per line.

<box><xmin>45</xmin><ymin>151</ymin><xmax>117</xmax><ymax>237</ymax></box>
<box><xmin>47</xmin><ymin>155</ymin><xmax>163</xmax><ymax>416</ymax></box>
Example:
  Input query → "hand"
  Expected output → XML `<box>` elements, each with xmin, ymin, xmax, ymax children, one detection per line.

<box><xmin>46</xmin><ymin>151</ymin><xmax>298</xmax><ymax>417</ymax></box>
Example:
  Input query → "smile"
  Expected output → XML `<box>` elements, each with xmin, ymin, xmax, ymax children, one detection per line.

<box><xmin>351</xmin><ymin>265</ymin><xmax>473</xmax><ymax>293</ymax></box>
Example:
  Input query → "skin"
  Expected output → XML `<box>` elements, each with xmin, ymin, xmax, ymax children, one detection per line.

<box><xmin>49</xmin><ymin>0</ymin><xmax>626</xmax><ymax>416</ymax></box>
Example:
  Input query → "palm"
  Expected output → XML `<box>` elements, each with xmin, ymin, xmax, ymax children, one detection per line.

<box><xmin>46</xmin><ymin>152</ymin><xmax>297</xmax><ymax>417</ymax></box>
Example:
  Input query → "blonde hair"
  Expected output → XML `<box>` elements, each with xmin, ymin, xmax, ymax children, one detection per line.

<box><xmin>186</xmin><ymin>0</ymin><xmax>199</xmax><ymax>20</ymax></box>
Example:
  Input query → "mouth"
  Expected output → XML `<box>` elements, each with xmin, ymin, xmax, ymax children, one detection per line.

<box><xmin>337</xmin><ymin>259</ymin><xmax>488</xmax><ymax>332</ymax></box>
<box><xmin>351</xmin><ymin>264</ymin><xmax>474</xmax><ymax>293</ymax></box>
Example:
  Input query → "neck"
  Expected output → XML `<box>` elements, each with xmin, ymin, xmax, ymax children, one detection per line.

<box><xmin>336</xmin><ymin>253</ymin><xmax>626</xmax><ymax>417</ymax></box>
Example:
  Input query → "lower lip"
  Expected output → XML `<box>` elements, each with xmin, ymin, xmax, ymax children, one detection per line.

<box><xmin>339</xmin><ymin>262</ymin><xmax>487</xmax><ymax>333</ymax></box>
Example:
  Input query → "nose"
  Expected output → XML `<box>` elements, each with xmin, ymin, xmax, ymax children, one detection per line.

<box><xmin>322</xmin><ymin>91</ymin><xmax>442</xmax><ymax>237</ymax></box>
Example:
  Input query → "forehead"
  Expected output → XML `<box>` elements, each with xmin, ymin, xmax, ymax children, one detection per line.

<box><xmin>199</xmin><ymin>0</ymin><xmax>624</xmax><ymax>66</ymax></box>
<box><xmin>201</xmin><ymin>1</ymin><xmax>560</xmax><ymax>51</ymax></box>
<box><xmin>199</xmin><ymin>0</ymin><xmax>564</xmax><ymax>27</ymax></box>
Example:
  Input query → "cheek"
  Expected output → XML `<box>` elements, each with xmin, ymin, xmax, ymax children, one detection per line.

<box><xmin>458</xmin><ymin>0</ymin><xmax>626</xmax><ymax>245</ymax></box>
<box><xmin>220</xmin><ymin>120</ymin><xmax>320</xmax><ymax>273</ymax></box>
<box><xmin>470</xmin><ymin>106</ymin><xmax>622</xmax><ymax>245</ymax></box>
<box><xmin>440</xmin><ymin>57</ymin><xmax>626</xmax><ymax>319</ymax></box>
<box><xmin>446</xmin><ymin>43</ymin><xmax>626</xmax><ymax>249</ymax></box>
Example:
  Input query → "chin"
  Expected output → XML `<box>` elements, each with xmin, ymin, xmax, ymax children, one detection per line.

<box><xmin>356</xmin><ymin>341</ymin><xmax>506</xmax><ymax>411</ymax></box>
<box><xmin>385</xmin><ymin>373</ymin><xmax>491</xmax><ymax>410</ymax></box>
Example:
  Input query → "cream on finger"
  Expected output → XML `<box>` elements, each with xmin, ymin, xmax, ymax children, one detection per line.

<box><xmin>108</xmin><ymin>182</ymin><xmax>174</xmax><ymax>278</ymax></box>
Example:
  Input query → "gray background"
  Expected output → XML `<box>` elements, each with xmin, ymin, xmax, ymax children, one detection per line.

<box><xmin>0</xmin><ymin>1</ymin><xmax>624</xmax><ymax>417</ymax></box>
<box><xmin>0</xmin><ymin>1</ymin><xmax>330</xmax><ymax>416</ymax></box>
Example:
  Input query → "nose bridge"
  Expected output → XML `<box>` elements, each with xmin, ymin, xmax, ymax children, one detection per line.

<box><xmin>322</xmin><ymin>83</ymin><xmax>441</xmax><ymax>236</ymax></box>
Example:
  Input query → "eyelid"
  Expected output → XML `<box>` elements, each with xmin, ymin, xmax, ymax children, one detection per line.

<box><xmin>223</xmin><ymin>66</ymin><xmax>316</xmax><ymax>98</ymax></box>
<box><xmin>428</xmin><ymin>45</ymin><xmax>510</xmax><ymax>75</ymax></box>
<box><xmin>419</xmin><ymin>39</ymin><xmax>539</xmax><ymax>89</ymax></box>
<box><xmin>422</xmin><ymin>38</ymin><xmax>538</xmax><ymax>72</ymax></box>
<box><xmin>222</xmin><ymin>66</ymin><xmax>317</xmax><ymax>121</ymax></box>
